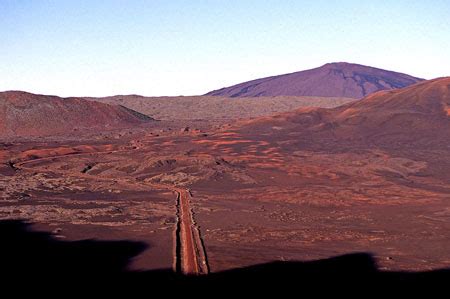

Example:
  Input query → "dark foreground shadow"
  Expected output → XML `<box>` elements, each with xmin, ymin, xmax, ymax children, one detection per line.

<box><xmin>1</xmin><ymin>220</ymin><xmax>448</xmax><ymax>293</ymax></box>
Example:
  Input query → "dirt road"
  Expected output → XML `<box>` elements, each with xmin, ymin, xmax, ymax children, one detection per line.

<box><xmin>175</xmin><ymin>189</ymin><xmax>209</xmax><ymax>275</ymax></box>
<box><xmin>12</xmin><ymin>144</ymin><xmax>209</xmax><ymax>275</ymax></box>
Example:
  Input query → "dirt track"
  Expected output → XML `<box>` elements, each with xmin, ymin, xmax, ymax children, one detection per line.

<box><xmin>175</xmin><ymin>188</ymin><xmax>209</xmax><ymax>275</ymax></box>
<box><xmin>12</xmin><ymin>144</ymin><xmax>209</xmax><ymax>275</ymax></box>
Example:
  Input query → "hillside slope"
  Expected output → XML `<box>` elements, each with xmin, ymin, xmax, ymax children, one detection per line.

<box><xmin>0</xmin><ymin>91</ymin><xmax>152</xmax><ymax>137</ymax></box>
<box><xmin>233</xmin><ymin>78</ymin><xmax>450</xmax><ymax>149</ymax></box>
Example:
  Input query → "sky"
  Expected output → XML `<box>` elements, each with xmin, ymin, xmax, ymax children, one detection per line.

<box><xmin>1</xmin><ymin>0</ymin><xmax>449</xmax><ymax>97</ymax></box>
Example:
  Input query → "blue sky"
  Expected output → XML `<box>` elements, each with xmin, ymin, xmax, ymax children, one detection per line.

<box><xmin>1</xmin><ymin>0</ymin><xmax>449</xmax><ymax>96</ymax></box>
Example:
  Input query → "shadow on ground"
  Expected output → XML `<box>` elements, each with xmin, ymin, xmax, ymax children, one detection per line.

<box><xmin>1</xmin><ymin>220</ymin><xmax>448</xmax><ymax>292</ymax></box>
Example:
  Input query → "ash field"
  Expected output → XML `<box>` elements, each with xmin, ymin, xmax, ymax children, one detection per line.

<box><xmin>1</xmin><ymin>63</ymin><xmax>449</xmax><ymax>289</ymax></box>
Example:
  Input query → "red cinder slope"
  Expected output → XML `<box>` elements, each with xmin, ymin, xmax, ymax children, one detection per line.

<box><xmin>233</xmin><ymin>77</ymin><xmax>450</xmax><ymax>148</ymax></box>
<box><xmin>0</xmin><ymin>91</ymin><xmax>153</xmax><ymax>137</ymax></box>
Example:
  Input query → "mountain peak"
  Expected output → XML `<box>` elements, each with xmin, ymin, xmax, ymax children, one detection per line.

<box><xmin>205</xmin><ymin>63</ymin><xmax>423</xmax><ymax>98</ymax></box>
<box><xmin>323</xmin><ymin>62</ymin><xmax>353</xmax><ymax>66</ymax></box>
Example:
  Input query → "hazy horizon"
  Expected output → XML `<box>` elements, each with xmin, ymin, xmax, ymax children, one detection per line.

<box><xmin>1</xmin><ymin>0</ymin><xmax>449</xmax><ymax>97</ymax></box>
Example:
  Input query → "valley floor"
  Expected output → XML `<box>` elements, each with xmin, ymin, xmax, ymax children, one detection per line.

<box><xmin>1</xmin><ymin>123</ymin><xmax>449</xmax><ymax>276</ymax></box>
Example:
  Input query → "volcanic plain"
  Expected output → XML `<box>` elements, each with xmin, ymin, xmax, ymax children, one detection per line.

<box><xmin>0</xmin><ymin>75</ymin><xmax>449</xmax><ymax>282</ymax></box>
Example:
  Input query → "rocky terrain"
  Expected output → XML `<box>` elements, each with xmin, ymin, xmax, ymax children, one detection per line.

<box><xmin>85</xmin><ymin>94</ymin><xmax>355</xmax><ymax>121</ymax></box>
<box><xmin>0</xmin><ymin>78</ymin><xmax>449</xmax><ymax>287</ymax></box>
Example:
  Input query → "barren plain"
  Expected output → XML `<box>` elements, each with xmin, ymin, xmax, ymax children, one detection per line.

<box><xmin>1</xmin><ymin>78</ymin><xmax>449</xmax><ymax>288</ymax></box>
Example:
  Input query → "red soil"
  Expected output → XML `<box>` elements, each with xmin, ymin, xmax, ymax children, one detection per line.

<box><xmin>231</xmin><ymin>77</ymin><xmax>450</xmax><ymax>148</ymax></box>
<box><xmin>1</xmin><ymin>78</ymin><xmax>449</xmax><ymax>278</ymax></box>
<box><xmin>0</xmin><ymin>91</ymin><xmax>152</xmax><ymax>137</ymax></box>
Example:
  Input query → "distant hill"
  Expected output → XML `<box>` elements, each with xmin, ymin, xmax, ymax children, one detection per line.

<box><xmin>0</xmin><ymin>91</ymin><xmax>152</xmax><ymax>137</ymax></box>
<box><xmin>85</xmin><ymin>95</ymin><xmax>355</xmax><ymax>121</ymax></box>
<box><xmin>205</xmin><ymin>62</ymin><xmax>424</xmax><ymax>98</ymax></box>
<box><xmin>233</xmin><ymin>77</ymin><xmax>450</xmax><ymax>149</ymax></box>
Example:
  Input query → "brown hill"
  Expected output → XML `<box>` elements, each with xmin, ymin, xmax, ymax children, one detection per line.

<box><xmin>233</xmin><ymin>77</ymin><xmax>450</xmax><ymax>149</ymax></box>
<box><xmin>0</xmin><ymin>91</ymin><xmax>152</xmax><ymax>137</ymax></box>
<box><xmin>206</xmin><ymin>62</ymin><xmax>423</xmax><ymax>98</ymax></box>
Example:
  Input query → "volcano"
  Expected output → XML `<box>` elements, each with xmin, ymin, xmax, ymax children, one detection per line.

<box><xmin>206</xmin><ymin>62</ymin><xmax>423</xmax><ymax>98</ymax></box>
